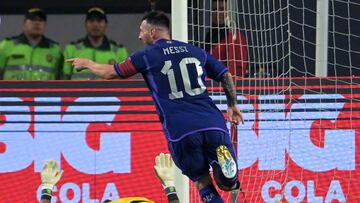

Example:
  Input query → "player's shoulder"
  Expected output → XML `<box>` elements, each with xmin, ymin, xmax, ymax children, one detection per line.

<box><xmin>173</xmin><ymin>39</ymin><xmax>202</xmax><ymax>51</ymax></box>
<box><xmin>165</xmin><ymin>39</ymin><xmax>191</xmax><ymax>47</ymax></box>
<box><xmin>129</xmin><ymin>49</ymin><xmax>146</xmax><ymax>60</ymax></box>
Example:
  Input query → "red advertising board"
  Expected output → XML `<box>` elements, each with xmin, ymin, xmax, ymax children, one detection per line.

<box><xmin>0</xmin><ymin>78</ymin><xmax>358</xmax><ymax>202</ymax></box>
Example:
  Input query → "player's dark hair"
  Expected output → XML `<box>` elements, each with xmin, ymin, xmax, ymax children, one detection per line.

<box><xmin>142</xmin><ymin>11</ymin><xmax>170</xmax><ymax>30</ymax></box>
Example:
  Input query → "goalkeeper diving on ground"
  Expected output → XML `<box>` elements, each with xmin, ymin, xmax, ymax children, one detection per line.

<box><xmin>66</xmin><ymin>10</ymin><xmax>244</xmax><ymax>203</ymax></box>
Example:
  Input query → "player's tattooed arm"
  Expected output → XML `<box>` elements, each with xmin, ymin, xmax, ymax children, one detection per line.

<box><xmin>221</xmin><ymin>72</ymin><xmax>244</xmax><ymax>124</ymax></box>
<box><xmin>221</xmin><ymin>72</ymin><xmax>237</xmax><ymax>107</ymax></box>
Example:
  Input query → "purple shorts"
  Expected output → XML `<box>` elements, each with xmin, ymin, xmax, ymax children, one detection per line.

<box><xmin>168</xmin><ymin>130</ymin><xmax>237</xmax><ymax>181</ymax></box>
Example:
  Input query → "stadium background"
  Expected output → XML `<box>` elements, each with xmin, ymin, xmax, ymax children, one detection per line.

<box><xmin>0</xmin><ymin>0</ymin><xmax>359</xmax><ymax>202</ymax></box>
<box><xmin>1</xmin><ymin>1</ymin><xmax>359</xmax><ymax>75</ymax></box>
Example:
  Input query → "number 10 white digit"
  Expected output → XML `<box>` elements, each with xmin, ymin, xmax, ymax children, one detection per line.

<box><xmin>161</xmin><ymin>57</ymin><xmax>206</xmax><ymax>99</ymax></box>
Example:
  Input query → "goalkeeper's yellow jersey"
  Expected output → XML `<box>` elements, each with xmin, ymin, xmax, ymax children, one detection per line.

<box><xmin>110</xmin><ymin>197</ymin><xmax>155</xmax><ymax>203</ymax></box>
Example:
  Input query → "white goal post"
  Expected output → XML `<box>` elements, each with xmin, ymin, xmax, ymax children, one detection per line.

<box><xmin>171</xmin><ymin>2</ymin><xmax>190</xmax><ymax>203</ymax></box>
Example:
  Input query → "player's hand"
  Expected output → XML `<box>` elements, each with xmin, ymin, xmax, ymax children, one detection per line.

<box><xmin>65</xmin><ymin>58</ymin><xmax>94</xmax><ymax>71</ymax></box>
<box><xmin>41</xmin><ymin>160</ymin><xmax>64</xmax><ymax>190</ymax></box>
<box><xmin>154</xmin><ymin>153</ymin><xmax>175</xmax><ymax>188</ymax></box>
<box><xmin>227</xmin><ymin>106</ymin><xmax>244</xmax><ymax>125</ymax></box>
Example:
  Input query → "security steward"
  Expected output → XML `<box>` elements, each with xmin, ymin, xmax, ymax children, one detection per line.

<box><xmin>0</xmin><ymin>8</ymin><xmax>62</xmax><ymax>80</ymax></box>
<box><xmin>63</xmin><ymin>7</ymin><xmax>128</xmax><ymax>80</ymax></box>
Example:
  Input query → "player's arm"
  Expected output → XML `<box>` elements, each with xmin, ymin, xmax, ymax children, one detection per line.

<box><xmin>205</xmin><ymin>52</ymin><xmax>244</xmax><ymax>125</ymax></box>
<box><xmin>220</xmin><ymin>72</ymin><xmax>244</xmax><ymax>125</ymax></box>
<box><xmin>221</xmin><ymin>72</ymin><xmax>237</xmax><ymax>107</ymax></box>
<box><xmin>66</xmin><ymin>56</ymin><xmax>139</xmax><ymax>79</ymax></box>
<box><xmin>40</xmin><ymin>160</ymin><xmax>64</xmax><ymax>203</ymax></box>
<box><xmin>66</xmin><ymin>58</ymin><xmax>118</xmax><ymax>79</ymax></box>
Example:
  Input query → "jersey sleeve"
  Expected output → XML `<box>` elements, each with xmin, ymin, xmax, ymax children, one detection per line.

<box><xmin>205</xmin><ymin>52</ymin><xmax>229</xmax><ymax>81</ymax></box>
<box><xmin>113</xmin><ymin>50</ymin><xmax>147</xmax><ymax>78</ymax></box>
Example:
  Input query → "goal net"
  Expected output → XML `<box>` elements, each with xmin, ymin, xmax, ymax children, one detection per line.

<box><xmin>184</xmin><ymin>0</ymin><xmax>360</xmax><ymax>202</ymax></box>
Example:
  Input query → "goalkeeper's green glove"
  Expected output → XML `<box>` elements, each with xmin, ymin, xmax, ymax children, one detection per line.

<box><xmin>154</xmin><ymin>153</ymin><xmax>179</xmax><ymax>202</ymax></box>
<box><xmin>154</xmin><ymin>153</ymin><xmax>175</xmax><ymax>188</ymax></box>
<box><xmin>41</xmin><ymin>160</ymin><xmax>64</xmax><ymax>190</ymax></box>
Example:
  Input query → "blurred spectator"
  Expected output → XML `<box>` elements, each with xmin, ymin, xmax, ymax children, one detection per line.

<box><xmin>63</xmin><ymin>7</ymin><xmax>128</xmax><ymax>80</ymax></box>
<box><xmin>0</xmin><ymin>8</ymin><xmax>62</xmax><ymax>80</ymax></box>
<box><xmin>205</xmin><ymin>0</ymin><xmax>248</xmax><ymax>77</ymax></box>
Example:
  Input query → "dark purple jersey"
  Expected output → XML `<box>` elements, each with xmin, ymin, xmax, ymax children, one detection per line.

<box><xmin>114</xmin><ymin>39</ymin><xmax>229</xmax><ymax>141</ymax></box>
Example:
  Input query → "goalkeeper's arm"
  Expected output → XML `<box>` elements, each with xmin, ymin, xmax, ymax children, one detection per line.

<box><xmin>40</xmin><ymin>160</ymin><xmax>64</xmax><ymax>203</ymax></box>
<box><xmin>154</xmin><ymin>153</ymin><xmax>180</xmax><ymax>203</ymax></box>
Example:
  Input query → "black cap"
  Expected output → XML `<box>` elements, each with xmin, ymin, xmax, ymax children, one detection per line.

<box><xmin>86</xmin><ymin>7</ymin><xmax>107</xmax><ymax>22</ymax></box>
<box><xmin>25</xmin><ymin>8</ymin><xmax>47</xmax><ymax>21</ymax></box>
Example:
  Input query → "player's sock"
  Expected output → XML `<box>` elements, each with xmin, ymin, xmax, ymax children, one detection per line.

<box><xmin>199</xmin><ymin>184</ymin><xmax>224</xmax><ymax>203</ymax></box>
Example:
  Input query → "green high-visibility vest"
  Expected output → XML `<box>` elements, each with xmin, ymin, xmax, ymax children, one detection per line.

<box><xmin>63</xmin><ymin>36</ymin><xmax>128</xmax><ymax>80</ymax></box>
<box><xmin>0</xmin><ymin>34</ymin><xmax>62</xmax><ymax>80</ymax></box>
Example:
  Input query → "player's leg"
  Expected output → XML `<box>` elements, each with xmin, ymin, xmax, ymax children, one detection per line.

<box><xmin>204</xmin><ymin>130</ymin><xmax>240</xmax><ymax>191</ymax></box>
<box><xmin>168</xmin><ymin>132</ymin><xmax>224</xmax><ymax>203</ymax></box>
<box><xmin>196</xmin><ymin>174</ymin><xmax>224</xmax><ymax>203</ymax></box>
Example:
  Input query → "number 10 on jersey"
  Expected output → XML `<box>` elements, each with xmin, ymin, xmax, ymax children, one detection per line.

<box><xmin>161</xmin><ymin>57</ymin><xmax>207</xmax><ymax>99</ymax></box>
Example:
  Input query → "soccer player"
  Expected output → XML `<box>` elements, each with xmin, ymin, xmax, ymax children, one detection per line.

<box><xmin>67</xmin><ymin>11</ymin><xmax>243</xmax><ymax>203</ymax></box>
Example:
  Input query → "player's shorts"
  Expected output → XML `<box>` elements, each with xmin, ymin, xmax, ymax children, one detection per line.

<box><xmin>168</xmin><ymin>130</ymin><xmax>237</xmax><ymax>182</ymax></box>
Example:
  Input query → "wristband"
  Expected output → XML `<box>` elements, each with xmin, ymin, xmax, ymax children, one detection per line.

<box><xmin>165</xmin><ymin>186</ymin><xmax>179</xmax><ymax>202</ymax></box>
<box><xmin>165</xmin><ymin>186</ymin><xmax>176</xmax><ymax>195</ymax></box>
<box><xmin>41</xmin><ymin>188</ymin><xmax>52</xmax><ymax>200</ymax></box>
